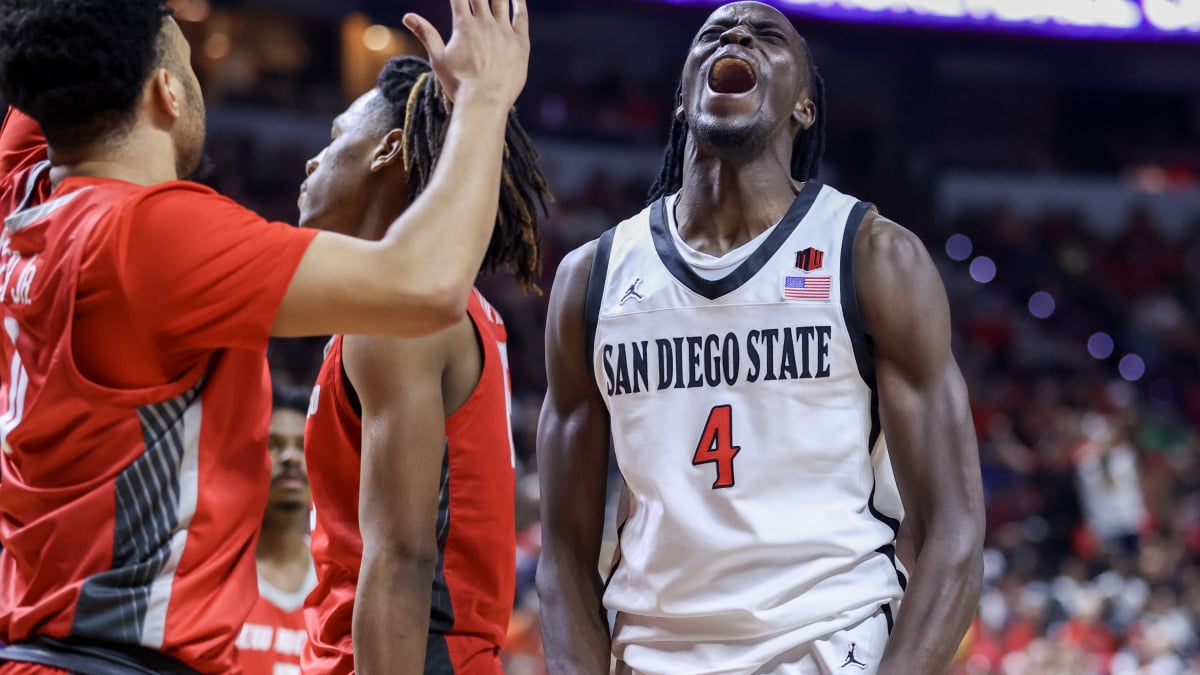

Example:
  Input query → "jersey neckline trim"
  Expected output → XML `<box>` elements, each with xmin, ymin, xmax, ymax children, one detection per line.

<box><xmin>648</xmin><ymin>181</ymin><xmax>823</xmax><ymax>300</ymax></box>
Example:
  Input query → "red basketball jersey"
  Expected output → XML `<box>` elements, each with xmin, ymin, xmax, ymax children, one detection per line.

<box><xmin>303</xmin><ymin>290</ymin><xmax>517</xmax><ymax>674</ymax></box>
<box><xmin>236</xmin><ymin>564</ymin><xmax>316</xmax><ymax>675</ymax></box>
<box><xmin>0</xmin><ymin>108</ymin><xmax>317</xmax><ymax>674</ymax></box>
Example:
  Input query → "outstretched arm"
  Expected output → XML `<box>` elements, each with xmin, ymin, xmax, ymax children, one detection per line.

<box><xmin>536</xmin><ymin>242</ymin><xmax>613</xmax><ymax>674</ymax></box>
<box><xmin>857</xmin><ymin>212</ymin><xmax>985</xmax><ymax>674</ymax></box>
<box><xmin>344</xmin><ymin>328</ymin><xmax>455</xmax><ymax>674</ymax></box>
<box><xmin>272</xmin><ymin>0</ymin><xmax>531</xmax><ymax>339</ymax></box>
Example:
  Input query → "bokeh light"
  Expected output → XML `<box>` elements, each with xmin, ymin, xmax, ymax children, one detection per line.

<box><xmin>1118</xmin><ymin>354</ymin><xmax>1146</xmax><ymax>381</ymax></box>
<box><xmin>946</xmin><ymin>234</ymin><xmax>973</xmax><ymax>261</ymax></box>
<box><xmin>969</xmin><ymin>256</ymin><xmax>996</xmax><ymax>283</ymax></box>
<box><xmin>1087</xmin><ymin>332</ymin><xmax>1114</xmax><ymax>360</ymax></box>
<box><xmin>1028</xmin><ymin>292</ymin><xmax>1055</xmax><ymax>319</ymax></box>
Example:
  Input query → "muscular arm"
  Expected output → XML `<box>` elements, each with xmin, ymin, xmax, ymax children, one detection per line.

<box><xmin>536</xmin><ymin>242</ymin><xmax>613</xmax><ymax>674</ymax></box>
<box><xmin>344</xmin><ymin>328</ymin><xmax>456</xmax><ymax>674</ymax></box>
<box><xmin>857</xmin><ymin>213</ymin><xmax>985</xmax><ymax>674</ymax></box>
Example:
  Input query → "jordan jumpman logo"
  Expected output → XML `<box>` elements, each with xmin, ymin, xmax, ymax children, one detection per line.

<box><xmin>840</xmin><ymin>642</ymin><xmax>868</xmax><ymax>670</ymax></box>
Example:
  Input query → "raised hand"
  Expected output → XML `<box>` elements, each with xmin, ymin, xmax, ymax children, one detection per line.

<box><xmin>403</xmin><ymin>0</ymin><xmax>530</xmax><ymax>109</ymax></box>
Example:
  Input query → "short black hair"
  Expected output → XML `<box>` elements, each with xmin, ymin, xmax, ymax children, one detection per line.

<box><xmin>374</xmin><ymin>56</ymin><xmax>551</xmax><ymax>292</ymax></box>
<box><xmin>0</xmin><ymin>0</ymin><xmax>173</xmax><ymax>149</ymax></box>
<box><xmin>272</xmin><ymin>385</ymin><xmax>310</xmax><ymax>416</ymax></box>
<box><xmin>648</xmin><ymin>39</ymin><xmax>827</xmax><ymax>203</ymax></box>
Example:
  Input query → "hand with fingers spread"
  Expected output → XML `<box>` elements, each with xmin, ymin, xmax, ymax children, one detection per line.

<box><xmin>403</xmin><ymin>0</ymin><xmax>530</xmax><ymax>109</ymax></box>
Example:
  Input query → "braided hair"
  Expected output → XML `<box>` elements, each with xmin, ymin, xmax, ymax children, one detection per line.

<box><xmin>376</xmin><ymin>56</ymin><xmax>551</xmax><ymax>292</ymax></box>
<box><xmin>647</xmin><ymin>42</ymin><xmax>827</xmax><ymax>204</ymax></box>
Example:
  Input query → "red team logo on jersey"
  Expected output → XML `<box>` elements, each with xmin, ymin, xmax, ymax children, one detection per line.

<box><xmin>795</xmin><ymin>247</ymin><xmax>825</xmax><ymax>272</ymax></box>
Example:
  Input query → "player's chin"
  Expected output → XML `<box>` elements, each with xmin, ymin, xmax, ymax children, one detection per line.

<box><xmin>269</xmin><ymin>486</ymin><xmax>311</xmax><ymax>507</ymax></box>
<box><xmin>296</xmin><ymin>205</ymin><xmax>323</xmax><ymax>231</ymax></box>
<box><xmin>269</xmin><ymin>498</ymin><xmax>311</xmax><ymax>513</ymax></box>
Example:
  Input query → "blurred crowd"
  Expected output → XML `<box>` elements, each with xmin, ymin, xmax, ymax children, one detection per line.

<box><xmin>232</xmin><ymin>132</ymin><xmax>1200</xmax><ymax>673</ymax></box>
<box><xmin>944</xmin><ymin>206</ymin><xmax>1200</xmax><ymax>674</ymax></box>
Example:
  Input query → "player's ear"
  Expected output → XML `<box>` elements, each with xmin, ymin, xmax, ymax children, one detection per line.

<box><xmin>149</xmin><ymin>67</ymin><xmax>182</xmax><ymax>124</ymax></box>
<box><xmin>370</xmin><ymin>129</ymin><xmax>405</xmax><ymax>172</ymax></box>
<box><xmin>791</xmin><ymin>93</ymin><xmax>815</xmax><ymax>133</ymax></box>
<box><xmin>675</xmin><ymin>91</ymin><xmax>686</xmax><ymax>123</ymax></box>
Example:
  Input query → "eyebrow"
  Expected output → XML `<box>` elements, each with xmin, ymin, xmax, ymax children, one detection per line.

<box><xmin>751</xmin><ymin>19</ymin><xmax>787</xmax><ymax>32</ymax></box>
<box><xmin>702</xmin><ymin>16</ymin><xmax>790</xmax><ymax>33</ymax></box>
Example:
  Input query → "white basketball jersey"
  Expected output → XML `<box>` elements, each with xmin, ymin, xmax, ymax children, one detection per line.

<box><xmin>586</xmin><ymin>182</ymin><xmax>907</xmax><ymax>674</ymax></box>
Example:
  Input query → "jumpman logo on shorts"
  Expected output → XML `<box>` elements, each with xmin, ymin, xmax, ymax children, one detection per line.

<box><xmin>620</xmin><ymin>278</ymin><xmax>645</xmax><ymax>305</ymax></box>
<box><xmin>840</xmin><ymin>642</ymin><xmax>868</xmax><ymax>670</ymax></box>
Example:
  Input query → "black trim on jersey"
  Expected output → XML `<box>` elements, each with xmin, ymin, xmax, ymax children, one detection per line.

<box><xmin>865</xmin><ymin>390</ymin><xmax>909</xmax><ymax>592</ymax></box>
<box><xmin>874</xmin><ymin>543</ymin><xmax>908</xmax><ymax>591</ymax></box>
<box><xmin>429</xmin><ymin>444</ymin><xmax>456</xmax><ymax>634</ymax></box>
<box><xmin>867</xmin><ymin>486</ymin><xmax>900</xmax><ymax>537</ymax></box>
<box><xmin>882</xmin><ymin>603</ymin><xmax>895</xmax><ymax>634</ymax></box>
<box><xmin>601</xmin><ymin>486</ymin><xmax>630</xmax><ymax>597</ymax></box>
<box><xmin>424</xmin><ymin>632</ymin><xmax>455</xmax><ymax>674</ymax></box>
<box><xmin>839</xmin><ymin>200</ymin><xmax>877</xmax><ymax>389</ymax></box>
<box><xmin>0</xmin><ymin>636</ymin><xmax>201</xmax><ymax>674</ymax></box>
<box><xmin>601</xmin><ymin>520</ymin><xmax>627</xmax><ymax>598</ymax></box>
<box><xmin>584</xmin><ymin>228</ymin><xmax>617</xmax><ymax>371</ymax></box>
<box><xmin>340</xmin><ymin>348</ymin><xmax>363</xmax><ymax>419</ymax></box>
<box><xmin>648</xmin><ymin>181</ymin><xmax>823</xmax><ymax>301</ymax></box>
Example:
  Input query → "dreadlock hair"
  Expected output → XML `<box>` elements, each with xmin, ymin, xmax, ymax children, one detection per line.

<box><xmin>647</xmin><ymin>41</ymin><xmax>827</xmax><ymax>204</ymax></box>
<box><xmin>375</xmin><ymin>56</ymin><xmax>551</xmax><ymax>293</ymax></box>
<box><xmin>0</xmin><ymin>0</ymin><xmax>175</xmax><ymax>150</ymax></box>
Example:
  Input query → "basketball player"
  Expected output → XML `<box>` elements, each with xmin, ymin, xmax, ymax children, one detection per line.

<box><xmin>236</xmin><ymin>387</ymin><xmax>317</xmax><ymax>675</ymax></box>
<box><xmin>537</xmin><ymin>3</ymin><xmax>985</xmax><ymax>674</ymax></box>
<box><xmin>302</xmin><ymin>56</ymin><xmax>548</xmax><ymax>675</ymax></box>
<box><xmin>0</xmin><ymin>0</ymin><xmax>529</xmax><ymax>672</ymax></box>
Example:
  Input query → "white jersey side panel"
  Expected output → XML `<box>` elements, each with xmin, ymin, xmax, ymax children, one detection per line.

<box><xmin>590</xmin><ymin>183</ymin><xmax>906</xmax><ymax>675</ymax></box>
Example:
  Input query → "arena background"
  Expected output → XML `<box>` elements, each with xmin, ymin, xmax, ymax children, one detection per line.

<box><xmin>75</xmin><ymin>0</ymin><xmax>1200</xmax><ymax>672</ymax></box>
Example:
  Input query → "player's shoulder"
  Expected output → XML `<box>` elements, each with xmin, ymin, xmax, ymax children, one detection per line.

<box><xmin>854</xmin><ymin>209</ymin><xmax>931</xmax><ymax>274</ymax></box>
<box><xmin>114</xmin><ymin>180</ymin><xmax>252</xmax><ymax>224</ymax></box>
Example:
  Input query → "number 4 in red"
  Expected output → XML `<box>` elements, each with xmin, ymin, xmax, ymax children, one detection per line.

<box><xmin>692</xmin><ymin>405</ymin><xmax>741</xmax><ymax>489</ymax></box>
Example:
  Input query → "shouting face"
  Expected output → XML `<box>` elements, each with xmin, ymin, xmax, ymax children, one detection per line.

<box><xmin>679</xmin><ymin>2</ymin><xmax>815</xmax><ymax>161</ymax></box>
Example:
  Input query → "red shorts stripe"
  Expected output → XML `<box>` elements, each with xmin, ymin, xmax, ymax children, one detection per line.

<box><xmin>0</xmin><ymin>664</ymin><xmax>73</xmax><ymax>675</ymax></box>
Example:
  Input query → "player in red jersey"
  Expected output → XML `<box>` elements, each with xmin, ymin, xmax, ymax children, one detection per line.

<box><xmin>301</xmin><ymin>55</ymin><xmax>549</xmax><ymax>675</ymax></box>
<box><xmin>237</xmin><ymin>387</ymin><xmax>317</xmax><ymax>675</ymax></box>
<box><xmin>0</xmin><ymin>0</ymin><xmax>530</xmax><ymax>672</ymax></box>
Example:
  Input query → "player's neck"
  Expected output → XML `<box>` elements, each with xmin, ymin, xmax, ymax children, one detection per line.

<box><xmin>357</xmin><ymin>192</ymin><xmax>410</xmax><ymax>242</ymax></box>
<box><xmin>256</xmin><ymin>507</ymin><xmax>310</xmax><ymax>592</ymax></box>
<box><xmin>47</xmin><ymin>125</ymin><xmax>180</xmax><ymax>187</ymax></box>
<box><xmin>676</xmin><ymin>154</ymin><xmax>800</xmax><ymax>257</ymax></box>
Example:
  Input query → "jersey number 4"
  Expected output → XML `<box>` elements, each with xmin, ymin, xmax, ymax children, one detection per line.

<box><xmin>692</xmin><ymin>405</ymin><xmax>741</xmax><ymax>489</ymax></box>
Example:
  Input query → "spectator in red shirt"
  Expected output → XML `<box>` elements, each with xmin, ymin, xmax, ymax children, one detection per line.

<box><xmin>237</xmin><ymin>387</ymin><xmax>315</xmax><ymax>675</ymax></box>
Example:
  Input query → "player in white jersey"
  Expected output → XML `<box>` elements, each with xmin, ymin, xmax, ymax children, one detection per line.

<box><xmin>536</xmin><ymin>3</ymin><xmax>985</xmax><ymax>674</ymax></box>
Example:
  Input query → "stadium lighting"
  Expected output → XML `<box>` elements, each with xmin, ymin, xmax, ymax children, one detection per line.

<box><xmin>946</xmin><ymin>234</ymin><xmax>973</xmax><ymax>261</ymax></box>
<box><xmin>363</xmin><ymin>25</ymin><xmax>393</xmax><ymax>52</ymax></box>
<box><xmin>1119</xmin><ymin>354</ymin><xmax>1146</xmax><ymax>381</ymax></box>
<box><xmin>969</xmin><ymin>256</ymin><xmax>996</xmax><ymax>283</ymax></box>
<box><xmin>1088</xmin><ymin>332</ymin><xmax>1115</xmax><ymax>359</ymax></box>
<box><xmin>1028</xmin><ymin>292</ymin><xmax>1055</xmax><ymax>319</ymax></box>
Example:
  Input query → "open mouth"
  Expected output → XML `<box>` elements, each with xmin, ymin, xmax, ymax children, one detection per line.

<box><xmin>708</xmin><ymin>57</ymin><xmax>758</xmax><ymax>95</ymax></box>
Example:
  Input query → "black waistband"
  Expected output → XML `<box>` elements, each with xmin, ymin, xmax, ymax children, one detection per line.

<box><xmin>0</xmin><ymin>636</ymin><xmax>201</xmax><ymax>675</ymax></box>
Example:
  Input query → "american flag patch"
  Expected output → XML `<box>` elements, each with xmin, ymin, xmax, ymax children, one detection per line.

<box><xmin>783</xmin><ymin>275</ymin><xmax>832</xmax><ymax>300</ymax></box>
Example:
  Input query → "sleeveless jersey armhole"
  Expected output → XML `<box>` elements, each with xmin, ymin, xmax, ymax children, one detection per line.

<box><xmin>839</xmin><ymin>201</ymin><xmax>877</xmax><ymax>391</ymax></box>
<box><xmin>584</xmin><ymin>228</ymin><xmax>617</xmax><ymax>371</ymax></box>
